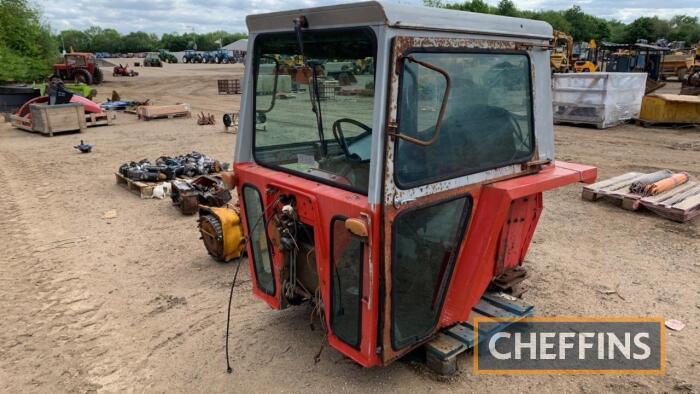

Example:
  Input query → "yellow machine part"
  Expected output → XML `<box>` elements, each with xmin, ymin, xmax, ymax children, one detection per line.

<box><xmin>199</xmin><ymin>206</ymin><xmax>246</xmax><ymax>262</ymax></box>
<box><xmin>574</xmin><ymin>61</ymin><xmax>597</xmax><ymax>72</ymax></box>
<box><xmin>639</xmin><ymin>94</ymin><xmax>700</xmax><ymax>124</ymax></box>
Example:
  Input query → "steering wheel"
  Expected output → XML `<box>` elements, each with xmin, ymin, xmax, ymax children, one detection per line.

<box><xmin>332</xmin><ymin>118</ymin><xmax>372</xmax><ymax>161</ymax></box>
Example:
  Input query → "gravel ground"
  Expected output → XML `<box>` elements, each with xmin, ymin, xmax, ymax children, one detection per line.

<box><xmin>0</xmin><ymin>63</ymin><xmax>698</xmax><ymax>393</ymax></box>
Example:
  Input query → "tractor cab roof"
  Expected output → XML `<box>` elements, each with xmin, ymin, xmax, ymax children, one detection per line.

<box><xmin>246</xmin><ymin>1</ymin><xmax>552</xmax><ymax>40</ymax></box>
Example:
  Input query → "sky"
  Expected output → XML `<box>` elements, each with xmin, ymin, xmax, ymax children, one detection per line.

<box><xmin>40</xmin><ymin>0</ymin><xmax>700</xmax><ymax>35</ymax></box>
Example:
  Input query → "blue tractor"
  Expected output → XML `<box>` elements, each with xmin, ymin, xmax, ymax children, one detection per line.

<box><xmin>182</xmin><ymin>49</ymin><xmax>203</xmax><ymax>63</ymax></box>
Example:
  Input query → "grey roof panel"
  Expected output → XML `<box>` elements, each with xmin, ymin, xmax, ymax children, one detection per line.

<box><xmin>246</xmin><ymin>1</ymin><xmax>552</xmax><ymax>39</ymax></box>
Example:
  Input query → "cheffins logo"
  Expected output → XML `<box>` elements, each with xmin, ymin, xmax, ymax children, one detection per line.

<box><xmin>474</xmin><ymin>317</ymin><xmax>665</xmax><ymax>375</ymax></box>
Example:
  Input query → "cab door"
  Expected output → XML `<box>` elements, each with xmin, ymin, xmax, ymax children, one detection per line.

<box><xmin>380</xmin><ymin>35</ymin><xmax>539</xmax><ymax>363</ymax></box>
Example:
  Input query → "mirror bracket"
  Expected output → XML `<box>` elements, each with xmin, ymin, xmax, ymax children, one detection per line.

<box><xmin>387</xmin><ymin>55</ymin><xmax>451</xmax><ymax>147</ymax></box>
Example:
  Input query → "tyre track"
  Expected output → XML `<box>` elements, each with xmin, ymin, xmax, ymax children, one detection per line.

<box><xmin>0</xmin><ymin>151</ymin><xmax>110</xmax><ymax>392</ymax></box>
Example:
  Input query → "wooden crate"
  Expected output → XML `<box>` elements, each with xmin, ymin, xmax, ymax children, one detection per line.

<box><xmin>9</xmin><ymin>113</ymin><xmax>32</xmax><ymax>131</ymax></box>
<box><xmin>136</xmin><ymin>104</ymin><xmax>191</xmax><ymax>121</ymax></box>
<box><xmin>217</xmin><ymin>79</ymin><xmax>241</xmax><ymax>95</ymax></box>
<box><xmin>115</xmin><ymin>172</ymin><xmax>162</xmax><ymax>199</ymax></box>
<box><xmin>583</xmin><ymin>172</ymin><xmax>700</xmax><ymax>222</ymax></box>
<box><xmin>30</xmin><ymin>103</ymin><xmax>86</xmax><ymax>136</ymax></box>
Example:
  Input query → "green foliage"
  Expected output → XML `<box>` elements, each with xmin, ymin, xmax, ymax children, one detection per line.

<box><xmin>495</xmin><ymin>0</ymin><xmax>519</xmax><ymax>17</ymax></box>
<box><xmin>0</xmin><ymin>0</ymin><xmax>59</xmax><ymax>82</ymax></box>
<box><xmin>624</xmin><ymin>17</ymin><xmax>655</xmax><ymax>43</ymax></box>
<box><xmin>57</xmin><ymin>27</ymin><xmax>248</xmax><ymax>54</ymax></box>
<box><xmin>425</xmin><ymin>0</ymin><xmax>700</xmax><ymax>46</ymax></box>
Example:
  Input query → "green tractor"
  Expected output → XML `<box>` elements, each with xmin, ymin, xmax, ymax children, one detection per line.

<box><xmin>144</xmin><ymin>53</ymin><xmax>163</xmax><ymax>67</ymax></box>
<box><xmin>159</xmin><ymin>49</ymin><xmax>178</xmax><ymax>64</ymax></box>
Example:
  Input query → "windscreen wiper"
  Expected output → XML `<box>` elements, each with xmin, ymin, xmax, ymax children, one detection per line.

<box><xmin>294</xmin><ymin>16</ymin><xmax>327</xmax><ymax>156</ymax></box>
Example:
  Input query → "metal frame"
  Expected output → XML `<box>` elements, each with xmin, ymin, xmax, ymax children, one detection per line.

<box><xmin>391</xmin><ymin>47</ymin><xmax>536</xmax><ymax>189</ymax></box>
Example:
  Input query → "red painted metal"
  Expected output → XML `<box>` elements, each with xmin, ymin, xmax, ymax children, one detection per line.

<box><xmin>14</xmin><ymin>95</ymin><xmax>104</xmax><ymax>118</ymax></box>
<box><xmin>234</xmin><ymin>162</ymin><xmax>383</xmax><ymax>367</ymax></box>
<box><xmin>235</xmin><ymin>159</ymin><xmax>596</xmax><ymax>367</ymax></box>
<box><xmin>440</xmin><ymin>161</ymin><xmax>597</xmax><ymax>327</ymax></box>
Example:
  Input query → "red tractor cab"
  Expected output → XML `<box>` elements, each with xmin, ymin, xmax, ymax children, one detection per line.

<box><xmin>231</xmin><ymin>1</ymin><xmax>597</xmax><ymax>368</ymax></box>
<box><xmin>53</xmin><ymin>52</ymin><xmax>103</xmax><ymax>85</ymax></box>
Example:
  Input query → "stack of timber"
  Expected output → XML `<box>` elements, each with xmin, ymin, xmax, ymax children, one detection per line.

<box><xmin>136</xmin><ymin>104</ymin><xmax>191</xmax><ymax>121</ymax></box>
<box><xmin>582</xmin><ymin>171</ymin><xmax>700</xmax><ymax>222</ymax></box>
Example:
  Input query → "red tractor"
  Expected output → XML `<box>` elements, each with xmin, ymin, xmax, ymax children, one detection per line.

<box><xmin>52</xmin><ymin>53</ymin><xmax>103</xmax><ymax>85</ymax></box>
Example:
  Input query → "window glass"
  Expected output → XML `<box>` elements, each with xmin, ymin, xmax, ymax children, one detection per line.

<box><xmin>392</xmin><ymin>196</ymin><xmax>470</xmax><ymax>349</ymax></box>
<box><xmin>253</xmin><ymin>29</ymin><xmax>376</xmax><ymax>194</ymax></box>
<box><xmin>242</xmin><ymin>186</ymin><xmax>275</xmax><ymax>295</ymax></box>
<box><xmin>331</xmin><ymin>219</ymin><xmax>364</xmax><ymax>348</ymax></box>
<box><xmin>396</xmin><ymin>52</ymin><xmax>534</xmax><ymax>187</ymax></box>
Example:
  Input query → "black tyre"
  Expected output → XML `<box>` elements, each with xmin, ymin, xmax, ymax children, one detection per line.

<box><xmin>75</xmin><ymin>69</ymin><xmax>93</xmax><ymax>85</ymax></box>
<box><xmin>93</xmin><ymin>67</ymin><xmax>104</xmax><ymax>84</ymax></box>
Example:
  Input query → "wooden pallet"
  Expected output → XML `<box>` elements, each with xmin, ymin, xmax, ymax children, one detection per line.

<box><xmin>583</xmin><ymin>172</ymin><xmax>700</xmax><ymax>222</ymax></box>
<box><xmin>639</xmin><ymin>181</ymin><xmax>700</xmax><ymax>222</ymax></box>
<box><xmin>581</xmin><ymin>172</ymin><xmax>645</xmax><ymax>210</ymax></box>
<box><xmin>423</xmin><ymin>292</ymin><xmax>534</xmax><ymax>375</ymax></box>
<box><xmin>136</xmin><ymin>104</ymin><xmax>191</xmax><ymax>121</ymax></box>
<box><xmin>217</xmin><ymin>79</ymin><xmax>241</xmax><ymax>95</ymax></box>
<box><xmin>85</xmin><ymin>111</ymin><xmax>115</xmax><ymax>127</ymax></box>
<box><xmin>634</xmin><ymin>119</ymin><xmax>698</xmax><ymax>129</ymax></box>
<box><xmin>115</xmin><ymin>172</ymin><xmax>163</xmax><ymax>199</ymax></box>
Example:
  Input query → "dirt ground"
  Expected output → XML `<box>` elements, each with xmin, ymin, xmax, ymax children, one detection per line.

<box><xmin>0</xmin><ymin>62</ymin><xmax>698</xmax><ymax>393</ymax></box>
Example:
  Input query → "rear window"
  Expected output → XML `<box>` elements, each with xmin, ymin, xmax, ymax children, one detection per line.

<box><xmin>395</xmin><ymin>51</ymin><xmax>534</xmax><ymax>188</ymax></box>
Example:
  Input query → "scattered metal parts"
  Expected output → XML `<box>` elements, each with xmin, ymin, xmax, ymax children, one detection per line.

<box><xmin>74</xmin><ymin>140</ymin><xmax>92</xmax><ymax>153</ymax></box>
<box><xmin>171</xmin><ymin>175</ymin><xmax>233</xmax><ymax>215</ymax></box>
<box><xmin>197</xmin><ymin>111</ymin><xmax>216</xmax><ymax>125</ymax></box>
<box><xmin>118</xmin><ymin>152</ymin><xmax>229</xmax><ymax>183</ymax></box>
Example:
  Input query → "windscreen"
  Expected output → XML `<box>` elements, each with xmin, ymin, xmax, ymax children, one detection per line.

<box><xmin>395</xmin><ymin>52</ymin><xmax>535</xmax><ymax>188</ymax></box>
<box><xmin>253</xmin><ymin>28</ymin><xmax>377</xmax><ymax>194</ymax></box>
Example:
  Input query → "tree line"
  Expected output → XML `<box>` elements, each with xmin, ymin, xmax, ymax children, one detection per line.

<box><xmin>57</xmin><ymin>28</ymin><xmax>248</xmax><ymax>54</ymax></box>
<box><xmin>426</xmin><ymin>0</ymin><xmax>700</xmax><ymax>44</ymax></box>
<box><xmin>0</xmin><ymin>0</ymin><xmax>247</xmax><ymax>83</ymax></box>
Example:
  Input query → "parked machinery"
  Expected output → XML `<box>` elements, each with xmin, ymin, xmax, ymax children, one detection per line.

<box><xmin>550</xmin><ymin>30</ymin><xmax>573</xmax><ymax>73</ymax></box>
<box><xmin>143</xmin><ymin>53</ymin><xmax>163</xmax><ymax>67</ymax></box>
<box><xmin>182</xmin><ymin>49</ymin><xmax>203</xmax><ymax>63</ymax></box>
<box><xmin>600</xmin><ymin>42</ymin><xmax>670</xmax><ymax>94</ymax></box>
<box><xmin>158</xmin><ymin>49</ymin><xmax>178</xmax><ymax>63</ymax></box>
<box><xmin>680</xmin><ymin>45</ymin><xmax>700</xmax><ymax>95</ymax></box>
<box><xmin>112</xmin><ymin>64</ymin><xmax>138</xmax><ymax>77</ymax></box>
<box><xmin>52</xmin><ymin>52</ymin><xmax>103</xmax><ymax>85</ymax></box>
<box><xmin>574</xmin><ymin>39</ymin><xmax>598</xmax><ymax>72</ymax></box>
<box><xmin>206</xmin><ymin>1</ymin><xmax>596</xmax><ymax>368</ymax></box>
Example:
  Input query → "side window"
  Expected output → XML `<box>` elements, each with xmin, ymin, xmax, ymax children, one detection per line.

<box><xmin>331</xmin><ymin>219</ymin><xmax>364</xmax><ymax>348</ymax></box>
<box><xmin>242</xmin><ymin>186</ymin><xmax>275</xmax><ymax>295</ymax></box>
<box><xmin>391</xmin><ymin>196</ymin><xmax>471</xmax><ymax>349</ymax></box>
<box><xmin>396</xmin><ymin>52</ymin><xmax>534</xmax><ymax>188</ymax></box>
